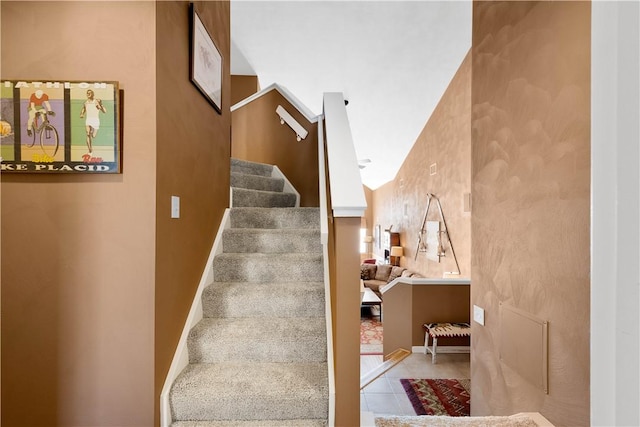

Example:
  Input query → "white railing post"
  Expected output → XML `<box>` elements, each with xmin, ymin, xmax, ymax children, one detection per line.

<box><xmin>322</xmin><ymin>92</ymin><xmax>367</xmax><ymax>218</ymax></box>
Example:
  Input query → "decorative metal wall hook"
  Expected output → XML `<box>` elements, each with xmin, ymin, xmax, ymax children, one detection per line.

<box><xmin>415</xmin><ymin>193</ymin><xmax>460</xmax><ymax>275</ymax></box>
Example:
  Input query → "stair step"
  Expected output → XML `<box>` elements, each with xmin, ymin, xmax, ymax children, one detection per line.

<box><xmin>230</xmin><ymin>172</ymin><xmax>285</xmax><ymax>192</ymax></box>
<box><xmin>232</xmin><ymin>188</ymin><xmax>297</xmax><ymax>208</ymax></box>
<box><xmin>223</xmin><ymin>228</ymin><xmax>321</xmax><ymax>254</ymax></box>
<box><xmin>202</xmin><ymin>281</ymin><xmax>325</xmax><ymax>318</ymax></box>
<box><xmin>213</xmin><ymin>253</ymin><xmax>323</xmax><ymax>283</ymax></box>
<box><xmin>188</xmin><ymin>317</ymin><xmax>327</xmax><ymax>363</ymax></box>
<box><xmin>229</xmin><ymin>207</ymin><xmax>320</xmax><ymax>229</ymax></box>
<box><xmin>170</xmin><ymin>362</ymin><xmax>329</xmax><ymax>421</ymax></box>
<box><xmin>172</xmin><ymin>420</ymin><xmax>327</xmax><ymax>427</ymax></box>
<box><xmin>231</xmin><ymin>158</ymin><xmax>273</xmax><ymax>177</ymax></box>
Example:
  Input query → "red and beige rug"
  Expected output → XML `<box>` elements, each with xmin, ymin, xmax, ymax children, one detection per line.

<box><xmin>400</xmin><ymin>378</ymin><xmax>471</xmax><ymax>417</ymax></box>
<box><xmin>360</xmin><ymin>317</ymin><xmax>383</xmax><ymax>355</ymax></box>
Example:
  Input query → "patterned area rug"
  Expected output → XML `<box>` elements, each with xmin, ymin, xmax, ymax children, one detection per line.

<box><xmin>401</xmin><ymin>378</ymin><xmax>471</xmax><ymax>416</ymax></box>
<box><xmin>360</xmin><ymin>317</ymin><xmax>383</xmax><ymax>354</ymax></box>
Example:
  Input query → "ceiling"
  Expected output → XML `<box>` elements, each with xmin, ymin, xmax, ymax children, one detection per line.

<box><xmin>230</xmin><ymin>1</ymin><xmax>471</xmax><ymax>189</ymax></box>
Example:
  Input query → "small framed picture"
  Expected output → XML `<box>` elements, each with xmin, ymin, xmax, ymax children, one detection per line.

<box><xmin>190</xmin><ymin>4</ymin><xmax>222</xmax><ymax>113</ymax></box>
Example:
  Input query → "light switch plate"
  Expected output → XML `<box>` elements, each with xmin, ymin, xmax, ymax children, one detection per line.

<box><xmin>171</xmin><ymin>196</ymin><xmax>180</xmax><ymax>219</ymax></box>
<box><xmin>473</xmin><ymin>304</ymin><xmax>485</xmax><ymax>326</ymax></box>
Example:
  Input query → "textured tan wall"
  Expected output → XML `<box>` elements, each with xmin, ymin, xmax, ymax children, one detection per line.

<box><xmin>371</xmin><ymin>52</ymin><xmax>471</xmax><ymax>277</ymax></box>
<box><xmin>232</xmin><ymin>90</ymin><xmax>319</xmax><ymax>206</ymax></box>
<box><xmin>361</xmin><ymin>186</ymin><xmax>374</xmax><ymax>259</ymax></box>
<box><xmin>1</xmin><ymin>2</ymin><xmax>156</xmax><ymax>425</ymax></box>
<box><xmin>154</xmin><ymin>2</ymin><xmax>231</xmax><ymax>424</ymax></box>
<box><xmin>231</xmin><ymin>75</ymin><xmax>259</xmax><ymax>106</ymax></box>
<box><xmin>471</xmin><ymin>2</ymin><xmax>590</xmax><ymax>425</ymax></box>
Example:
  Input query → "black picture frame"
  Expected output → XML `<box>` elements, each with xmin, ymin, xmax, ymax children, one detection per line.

<box><xmin>190</xmin><ymin>4</ymin><xmax>222</xmax><ymax>113</ymax></box>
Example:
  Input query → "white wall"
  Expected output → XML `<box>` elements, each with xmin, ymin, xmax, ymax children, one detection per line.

<box><xmin>591</xmin><ymin>1</ymin><xmax>640</xmax><ymax>425</ymax></box>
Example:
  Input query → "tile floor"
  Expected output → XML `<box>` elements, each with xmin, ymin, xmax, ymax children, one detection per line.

<box><xmin>360</xmin><ymin>347</ymin><xmax>470</xmax><ymax>416</ymax></box>
<box><xmin>359</xmin><ymin>304</ymin><xmax>471</xmax><ymax>416</ymax></box>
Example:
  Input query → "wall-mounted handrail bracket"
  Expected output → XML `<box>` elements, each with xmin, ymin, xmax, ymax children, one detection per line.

<box><xmin>276</xmin><ymin>105</ymin><xmax>308</xmax><ymax>142</ymax></box>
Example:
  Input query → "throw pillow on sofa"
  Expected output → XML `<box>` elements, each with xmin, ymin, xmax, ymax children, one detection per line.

<box><xmin>360</xmin><ymin>264</ymin><xmax>377</xmax><ymax>280</ymax></box>
<box><xmin>388</xmin><ymin>266</ymin><xmax>406</xmax><ymax>282</ymax></box>
<box><xmin>374</xmin><ymin>264</ymin><xmax>393</xmax><ymax>281</ymax></box>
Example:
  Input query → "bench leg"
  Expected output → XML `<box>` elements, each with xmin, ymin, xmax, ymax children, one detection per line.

<box><xmin>432</xmin><ymin>337</ymin><xmax>438</xmax><ymax>364</ymax></box>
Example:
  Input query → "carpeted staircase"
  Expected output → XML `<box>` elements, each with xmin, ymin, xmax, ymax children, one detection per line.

<box><xmin>170</xmin><ymin>158</ymin><xmax>329</xmax><ymax>427</ymax></box>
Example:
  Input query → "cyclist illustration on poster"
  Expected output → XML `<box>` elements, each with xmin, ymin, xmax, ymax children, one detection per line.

<box><xmin>20</xmin><ymin>85</ymin><xmax>65</xmax><ymax>163</ymax></box>
<box><xmin>0</xmin><ymin>80</ymin><xmax>120</xmax><ymax>173</ymax></box>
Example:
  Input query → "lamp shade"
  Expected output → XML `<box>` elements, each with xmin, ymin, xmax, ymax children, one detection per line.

<box><xmin>390</xmin><ymin>246</ymin><xmax>403</xmax><ymax>257</ymax></box>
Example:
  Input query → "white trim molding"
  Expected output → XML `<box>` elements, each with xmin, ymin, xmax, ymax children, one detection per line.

<box><xmin>323</xmin><ymin>92</ymin><xmax>367</xmax><ymax>219</ymax></box>
<box><xmin>381</xmin><ymin>277</ymin><xmax>471</xmax><ymax>295</ymax></box>
<box><xmin>231</xmin><ymin>83</ymin><xmax>318</xmax><ymax>123</ymax></box>
<box><xmin>160</xmin><ymin>209</ymin><xmax>231</xmax><ymax>427</ymax></box>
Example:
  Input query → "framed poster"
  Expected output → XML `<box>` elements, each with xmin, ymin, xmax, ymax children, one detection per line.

<box><xmin>0</xmin><ymin>80</ymin><xmax>120</xmax><ymax>173</ymax></box>
<box><xmin>190</xmin><ymin>4</ymin><xmax>222</xmax><ymax>113</ymax></box>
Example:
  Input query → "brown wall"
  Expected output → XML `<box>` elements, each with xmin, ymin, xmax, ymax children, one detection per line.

<box><xmin>231</xmin><ymin>75</ymin><xmax>259</xmax><ymax>106</ymax></box>
<box><xmin>471</xmin><ymin>2</ymin><xmax>590</xmax><ymax>425</ymax></box>
<box><xmin>371</xmin><ymin>52</ymin><xmax>471</xmax><ymax>278</ymax></box>
<box><xmin>232</xmin><ymin>90</ymin><xmax>319</xmax><ymax>206</ymax></box>
<box><xmin>331</xmin><ymin>217</ymin><xmax>361</xmax><ymax>427</ymax></box>
<box><xmin>1</xmin><ymin>2</ymin><xmax>156</xmax><ymax>425</ymax></box>
<box><xmin>383</xmin><ymin>283</ymin><xmax>470</xmax><ymax>355</ymax></box>
<box><xmin>154</xmin><ymin>1</ymin><xmax>231</xmax><ymax>424</ymax></box>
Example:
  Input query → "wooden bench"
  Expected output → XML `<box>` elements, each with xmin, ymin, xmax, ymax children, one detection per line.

<box><xmin>423</xmin><ymin>322</ymin><xmax>471</xmax><ymax>363</ymax></box>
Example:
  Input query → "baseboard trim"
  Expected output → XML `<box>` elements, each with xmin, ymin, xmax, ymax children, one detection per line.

<box><xmin>159</xmin><ymin>208</ymin><xmax>231</xmax><ymax>427</ymax></box>
<box><xmin>360</xmin><ymin>348</ymin><xmax>411</xmax><ymax>389</ymax></box>
<box><xmin>411</xmin><ymin>345</ymin><xmax>471</xmax><ymax>354</ymax></box>
<box><xmin>272</xmin><ymin>165</ymin><xmax>300</xmax><ymax>207</ymax></box>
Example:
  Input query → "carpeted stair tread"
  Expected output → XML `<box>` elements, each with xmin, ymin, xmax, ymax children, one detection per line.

<box><xmin>202</xmin><ymin>281</ymin><xmax>325</xmax><ymax>318</ymax></box>
<box><xmin>230</xmin><ymin>172</ymin><xmax>284</xmax><ymax>192</ymax></box>
<box><xmin>170</xmin><ymin>362</ymin><xmax>329</xmax><ymax>421</ymax></box>
<box><xmin>213</xmin><ymin>253</ymin><xmax>323</xmax><ymax>283</ymax></box>
<box><xmin>231</xmin><ymin>187</ymin><xmax>297</xmax><ymax>208</ymax></box>
<box><xmin>188</xmin><ymin>317</ymin><xmax>327</xmax><ymax>363</ymax></box>
<box><xmin>170</xmin><ymin>159</ymin><xmax>328</xmax><ymax>425</ymax></box>
<box><xmin>229</xmin><ymin>207</ymin><xmax>320</xmax><ymax>229</ymax></box>
<box><xmin>172</xmin><ymin>420</ymin><xmax>327</xmax><ymax>427</ymax></box>
<box><xmin>231</xmin><ymin>158</ymin><xmax>273</xmax><ymax>177</ymax></box>
<box><xmin>223</xmin><ymin>228</ymin><xmax>321</xmax><ymax>254</ymax></box>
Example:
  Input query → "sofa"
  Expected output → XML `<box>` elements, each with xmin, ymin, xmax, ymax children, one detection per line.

<box><xmin>360</xmin><ymin>263</ymin><xmax>423</xmax><ymax>299</ymax></box>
